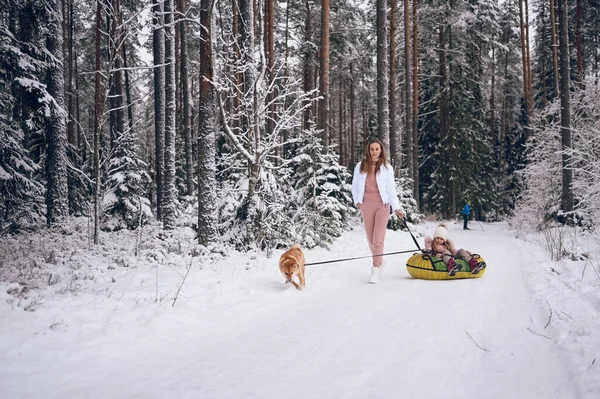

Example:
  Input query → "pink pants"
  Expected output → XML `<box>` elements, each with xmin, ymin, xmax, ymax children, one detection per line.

<box><xmin>360</xmin><ymin>202</ymin><xmax>390</xmax><ymax>267</ymax></box>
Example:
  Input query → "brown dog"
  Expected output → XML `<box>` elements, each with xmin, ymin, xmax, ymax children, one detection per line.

<box><xmin>279</xmin><ymin>244</ymin><xmax>306</xmax><ymax>290</ymax></box>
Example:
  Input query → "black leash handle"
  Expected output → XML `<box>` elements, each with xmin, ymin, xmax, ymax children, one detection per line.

<box><xmin>305</xmin><ymin>249</ymin><xmax>419</xmax><ymax>266</ymax></box>
<box><xmin>399</xmin><ymin>218</ymin><xmax>423</xmax><ymax>252</ymax></box>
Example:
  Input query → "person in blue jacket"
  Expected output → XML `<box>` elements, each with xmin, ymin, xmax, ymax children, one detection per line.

<box><xmin>462</xmin><ymin>201</ymin><xmax>471</xmax><ymax>230</ymax></box>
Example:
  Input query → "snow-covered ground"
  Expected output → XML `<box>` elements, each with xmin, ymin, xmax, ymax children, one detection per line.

<box><xmin>1</xmin><ymin>219</ymin><xmax>599</xmax><ymax>398</ymax></box>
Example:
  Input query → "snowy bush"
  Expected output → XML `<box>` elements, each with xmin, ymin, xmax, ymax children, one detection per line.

<box><xmin>103</xmin><ymin>132</ymin><xmax>153</xmax><ymax>230</ymax></box>
<box><xmin>513</xmin><ymin>84</ymin><xmax>600</xmax><ymax>258</ymax></box>
<box><xmin>515</xmin><ymin>85</ymin><xmax>600</xmax><ymax>234</ymax></box>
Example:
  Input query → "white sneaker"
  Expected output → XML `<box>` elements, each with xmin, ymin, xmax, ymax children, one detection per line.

<box><xmin>368</xmin><ymin>267</ymin><xmax>380</xmax><ymax>284</ymax></box>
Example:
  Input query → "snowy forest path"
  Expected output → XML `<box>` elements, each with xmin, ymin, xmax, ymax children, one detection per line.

<box><xmin>0</xmin><ymin>222</ymin><xmax>585</xmax><ymax>398</ymax></box>
<box><xmin>187</xmin><ymin>221</ymin><xmax>579</xmax><ymax>399</ymax></box>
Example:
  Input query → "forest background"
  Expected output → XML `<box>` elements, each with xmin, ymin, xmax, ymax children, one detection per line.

<box><xmin>1</xmin><ymin>0</ymin><xmax>600</xmax><ymax>259</ymax></box>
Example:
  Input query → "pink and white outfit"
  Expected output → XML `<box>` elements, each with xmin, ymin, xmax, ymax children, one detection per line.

<box><xmin>352</xmin><ymin>161</ymin><xmax>402</xmax><ymax>268</ymax></box>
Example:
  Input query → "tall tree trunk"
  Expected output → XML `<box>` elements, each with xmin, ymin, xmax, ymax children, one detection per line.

<box><xmin>376</xmin><ymin>0</ymin><xmax>390</xmax><ymax>149</ymax></box>
<box><xmin>163</xmin><ymin>0</ymin><xmax>177</xmax><ymax>229</ymax></box>
<box><xmin>264</xmin><ymin>0</ymin><xmax>275</xmax><ymax>139</ymax></box>
<box><xmin>302</xmin><ymin>0</ymin><xmax>314</xmax><ymax>131</ymax></box>
<box><xmin>75</xmin><ymin>42</ymin><xmax>81</xmax><ymax>149</ymax></box>
<box><xmin>122</xmin><ymin>41</ymin><xmax>134</xmax><ymax>132</ymax></box>
<box><xmin>342</xmin><ymin>80</ymin><xmax>347</xmax><ymax>165</ymax></box>
<box><xmin>411</xmin><ymin>0</ymin><xmax>419</xmax><ymax>206</ymax></box>
<box><xmin>179</xmin><ymin>0</ymin><xmax>194</xmax><ymax>195</ymax></box>
<box><xmin>152</xmin><ymin>0</ymin><xmax>165</xmax><ymax>220</ymax></box>
<box><xmin>318</xmin><ymin>0</ymin><xmax>330</xmax><ymax>148</ymax></box>
<box><xmin>389</xmin><ymin>0</ymin><xmax>398</xmax><ymax>167</ymax></box>
<box><xmin>239</xmin><ymin>0</ymin><xmax>261</xmax><ymax>239</ymax></box>
<box><xmin>93</xmin><ymin>0</ymin><xmax>103</xmax><ymax>243</ymax></box>
<box><xmin>350</xmin><ymin>62</ymin><xmax>356</xmax><ymax>166</ymax></box>
<box><xmin>110</xmin><ymin>0</ymin><xmax>125</xmax><ymax>150</ymax></box>
<box><xmin>66</xmin><ymin>0</ymin><xmax>76</xmax><ymax>145</ymax></box>
<box><xmin>240</xmin><ymin>0</ymin><xmax>255</xmax><ymax>150</ymax></box>
<box><xmin>524</xmin><ymin>0</ymin><xmax>533</xmax><ymax>110</ymax></box>
<box><xmin>46</xmin><ymin>0</ymin><xmax>69</xmax><ymax>225</ymax></box>
<box><xmin>519</xmin><ymin>0</ymin><xmax>533</xmax><ymax>137</ymax></box>
<box><xmin>490</xmin><ymin>47</ymin><xmax>497</xmax><ymax>169</ymax></box>
<box><xmin>403</xmin><ymin>0</ymin><xmax>412</xmax><ymax>177</ymax></box>
<box><xmin>549</xmin><ymin>0</ymin><xmax>560</xmax><ymax>96</ymax></box>
<box><xmin>338</xmin><ymin>76</ymin><xmax>344</xmax><ymax>162</ymax></box>
<box><xmin>575</xmin><ymin>0</ymin><xmax>583</xmax><ymax>86</ymax></box>
<box><xmin>557</xmin><ymin>0</ymin><xmax>573</xmax><ymax>217</ymax></box>
<box><xmin>500</xmin><ymin>51</ymin><xmax>509</xmax><ymax>177</ymax></box>
<box><xmin>198</xmin><ymin>0</ymin><xmax>218</xmax><ymax>245</ymax></box>
<box><xmin>282</xmin><ymin>0</ymin><xmax>291</xmax><ymax>159</ymax></box>
<box><xmin>438</xmin><ymin>25</ymin><xmax>449</xmax><ymax>208</ymax></box>
<box><xmin>233</xmin><ymin>0</ymin><xmax>241</xmax><ymax>132</ymax></box>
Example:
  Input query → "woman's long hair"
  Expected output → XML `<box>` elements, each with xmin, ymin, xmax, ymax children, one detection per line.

<box><xmin>360</xmin><ymin>139</ymin><xmax>388</xmax><ymax>174</ymax></box>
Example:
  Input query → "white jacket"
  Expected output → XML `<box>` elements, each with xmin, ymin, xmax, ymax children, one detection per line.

<box><xmin>352</xmin><ymin>161</ymin><xmax>402</xmax><ymax>211</ymax></box>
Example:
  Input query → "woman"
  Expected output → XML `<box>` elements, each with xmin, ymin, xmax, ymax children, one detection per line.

<box><xmin>352</xmin><ymin>139</ymin><xmax>405</xmax><ymax>284</ymax></box>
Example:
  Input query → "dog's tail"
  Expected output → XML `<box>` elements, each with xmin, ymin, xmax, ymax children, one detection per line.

<box><xmin>291</xmin><ymin>243</ymin><xmax>301</xmax><ymax>250</ymax></box>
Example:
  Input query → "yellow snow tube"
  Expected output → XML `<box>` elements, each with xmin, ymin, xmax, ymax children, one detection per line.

<box><xmin>406</xmin><ymin>253</ymin><xmax>487</xmax><ymax>280</ymax></box>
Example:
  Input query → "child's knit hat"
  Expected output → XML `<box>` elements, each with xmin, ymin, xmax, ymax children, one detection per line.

<box><xmin>433</xmin><ymin>224</ymin><xmax>448</xmax><ymax>240</ymax></box>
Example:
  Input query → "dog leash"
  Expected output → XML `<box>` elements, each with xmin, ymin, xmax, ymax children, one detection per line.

<box><xmin>304</xmin><ymin>219</ymin><xmax>424</xmax><ymax>266</ymax></box>
<box><xmin>304</xmin><ymin>249</ymin><xmax>420</xmax><ymax>266</ymax></box>
<box><xmin>399</xmin><ymin>218</ymin><xmax>423</xmax><ymax>252</ymax></box>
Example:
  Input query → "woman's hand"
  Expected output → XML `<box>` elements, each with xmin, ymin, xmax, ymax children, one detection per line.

<box><xmin>394</xmin><ymin>209</ymin><xmax>404</xmax><ymax>218</ymax></box>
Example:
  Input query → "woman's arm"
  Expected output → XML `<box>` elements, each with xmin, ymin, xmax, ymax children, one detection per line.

<box><xmin>351</xmin><ymin>162</ymin><xmax>362</xmax><ymax>205</ymax></box>
<box><xmin>385</xmin><ymin>165</ymin><xmax>402</xmax><ymax>212</ymax></box>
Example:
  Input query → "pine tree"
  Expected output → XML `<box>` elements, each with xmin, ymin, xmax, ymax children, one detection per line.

<box><xmin>0</xmin><ymin>7</ymin><xmax>45</xmax><ymax>230</ymax></box>
<box><xmin>289</xmin><ymin>129</ymin><xmax>353</xmax><ymax>248</ymax></box>
<box><xmin>44</xmin><ymin>0</ymin><xmax>69</xmax><ymax>225</ymax></box>
<box><xmin>197</xmin><ymin>0</ymin><xmax>218</xmax><ymax>246</ymax></box>
<box><xmin>162</xmin><ymin>0</ymin><xmax>178</xmax><ymax>229</ymax></box>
